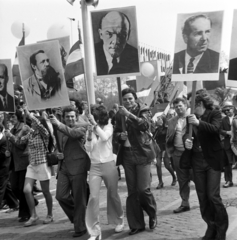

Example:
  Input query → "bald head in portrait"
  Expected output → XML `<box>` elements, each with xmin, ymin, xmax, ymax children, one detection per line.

<box><xmin>94</xmin><ymin>11</ymin><xmax>139</xmax><ymax>76</ymax></box>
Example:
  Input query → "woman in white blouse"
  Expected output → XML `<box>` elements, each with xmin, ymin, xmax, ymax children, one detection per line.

<box><xmin>85</xmin><ymin>105</ymin><xmax>124</xmax><ymax>240</ymax></box>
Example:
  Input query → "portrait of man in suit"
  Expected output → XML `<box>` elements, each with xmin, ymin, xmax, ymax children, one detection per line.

<box><xmin>0</xmin><ymin>63</ymin><xmax>14</xmax><ymax>112</ymax></box>
<box><xmin>173</xmin><ymin>13</ymin><xmax>221</xmax><ymax>76</ymax></box>
<box><xmin>92</xmin><ymin>7</ymin><xmax>140</xmax><ymax>77</ymax></box>
<box><xmin>18</xmin><ymin>40</ymin><xmax>70</xmax><ymax>111</ymax></box>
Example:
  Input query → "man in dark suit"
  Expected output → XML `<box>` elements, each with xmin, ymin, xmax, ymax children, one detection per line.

<box><xmin>0</xmin><ymin>64</ymin><xmax>14</xmax><ymax>112</ymax></box>
<box><xmin>220</xmin><ymin>101</ymin><xmax>235</xmax><ymax>188</ymax></box>
<box><xmin>184</xmin><ymin>91</ymin><xmax>228</xmax><ymax>240</ymax></box>
<box><xmin>166</xmin><ymin>97</ymin><xmax>192</xmax><ymax>214</ymax></box>
<box><xmin>95</xmin><ymin>11</ymin><xmax>139</xmax><ymax>76</ymax></box>
<box><xmin>50</xmin><ymin>106</ymin><xmax>90</xmax><ymax>238</ymax></box>
<box><xmin>228</xmin><ymin>57</ymin><xmax>237</xmax><ymax>80</ymax></box>
<box><xmin>173</xmin><ymin>14</ymin><xmax>219</xmax><ymax>74</ymax></box>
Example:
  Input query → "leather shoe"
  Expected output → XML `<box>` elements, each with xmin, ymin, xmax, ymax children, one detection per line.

<box><xmin>171</xmin><ymin>178</ymin><xmax>177</xmax><ymax>186</ymax></box>
<box><xmin>73</xmin><ymin>229</ymin><xmax>87</xmax><ymax>238</ymax></box>
<box><xmin>149</xmin><ymin>216</ymin><xmax>157</xmax><ymax>229</ymax></box>
<box><xmin>223</xmin><ymin>181</ymin><xmax>233</xmax><ymax>188</ymax></box>
<box><xmin>18</xmin><ymin>217</ymin><xmax>30</xmax><ymax>222</ymax></box>
<box><xmin>173</xmin><ymin>205</ymin><xmax>190</xmax><ymax>214</ymax></box>
<box><xmin>129</xmin><ymin>228</ymin><xmax>145</xmax><ymax>235</ymax></box>
<box><xmin>156</xmin><ymin>182</ymin><xmax>164</xmax><ymax>189</ymax></box>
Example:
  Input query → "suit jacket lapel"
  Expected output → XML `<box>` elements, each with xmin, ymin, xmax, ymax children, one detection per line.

<box><xmin>195</xmin><ymin>50</ymin><xmax>211</xmax><ymax>73</ymax></box>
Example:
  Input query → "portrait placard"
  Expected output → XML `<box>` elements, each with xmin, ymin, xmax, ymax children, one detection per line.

<box><xmin>227</xmin><ymin>10</ymin><xmax>237</xmax><ymax>87</ymax></box>
<box><xmin>91</xmin><ymin>6</ymin><xmax>140</xmax><ymax>78</ymax></box>
<box><xmin>17</xmin><ymin>41</ymin><xmax>70</xmax><ymax>110</ymax></box>
<box><xmin>172</xmin><ymin>11</ymin><xmax>223</xmax><ymax>82</ymax></box>
<box><xmin>0</xmin><ymin>59</ymin><xmax>15</xmax><ymax>113</ymax></box>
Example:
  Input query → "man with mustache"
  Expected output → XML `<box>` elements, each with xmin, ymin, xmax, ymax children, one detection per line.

<box><xmin>173</xmin><ymin>14</ymin><xmax>219</xmax><ymax>74</ymax></box>
<box><xmin>94</xmin><ymin>11</ymin><xmax>139</xmax><ymax>76</ymax></box>
<box><xmin>23</xmin><ymin>50</ymin><xmax>62</xmax><ymax>104</ymax></box>
<box><xmin>0</xmin><ymin>64</ymin><xmax>14</xmax><ymax>112</ymax></box>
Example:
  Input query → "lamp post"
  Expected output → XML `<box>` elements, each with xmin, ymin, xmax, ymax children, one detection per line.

<box><xmin>80</xmin><ymin>0</ymin><xmax>97</xmax><ymax>104</ymax></box>
<box><xmin>67</xmin><ymin>0</ymin><xmax>98</xmax><ymax>104</ymax></box>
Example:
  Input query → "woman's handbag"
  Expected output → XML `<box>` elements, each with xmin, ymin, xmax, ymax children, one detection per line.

<box><xmin>41</xmin><ymin>135</ymin><xmax>59</xmax><ymax>167</ymax></box>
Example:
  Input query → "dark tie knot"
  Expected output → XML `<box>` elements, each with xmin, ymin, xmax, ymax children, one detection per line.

<box><xmin>190</xmin><ymin>57</ymin><xmax>195</xmax><ymax>63</ymax></box>
<box><xmin>112</xmin><ymin>58</ymin><xmax>118</xmax><ymax>65</ymax></box>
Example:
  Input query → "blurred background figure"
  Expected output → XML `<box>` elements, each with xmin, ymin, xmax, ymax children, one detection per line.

<box><xmin>154</xmin><ymin>112</ymin><xmax>177</xmax><ymax>189</ymax></box>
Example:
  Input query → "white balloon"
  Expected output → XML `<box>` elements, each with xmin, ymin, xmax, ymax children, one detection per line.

<box><xmin>11</xmin><ymin>21</ymin><xmax>30</xmax><ymax>39</ymax></box>
<box><xmin>47</xmin><ymin>22</ymin><xmax>70</xmax><ymax>39</ymax></box>
<box><xmin>141</xmin><ymin>62</ymin><xmax>155</xmax><ymax>78</ymax></box>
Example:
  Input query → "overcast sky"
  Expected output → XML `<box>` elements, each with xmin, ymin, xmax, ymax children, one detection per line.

<box><xmin>1</xmin><ymin>0</ymin><xmax>237</xmax><ymax>65</ymax></box>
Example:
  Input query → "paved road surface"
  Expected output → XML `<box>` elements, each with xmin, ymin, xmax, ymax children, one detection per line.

<box><xmin>1</xmin><ymin>165</ymin><xmax>237</xmax><ymax>240</ymax></box>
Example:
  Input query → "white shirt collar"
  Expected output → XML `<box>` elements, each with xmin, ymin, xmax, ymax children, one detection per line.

<box><xmin>103</xmin><ymin>45</ymin><xmax>120</xmax><ymax>73</ymax></box>
<box><xmin>185</xmin><ymin>51</ymin><xmax>203</xmax><ymax>73</ymax></box>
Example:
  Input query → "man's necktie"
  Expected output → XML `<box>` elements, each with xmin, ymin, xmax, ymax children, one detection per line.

<box><xmin>3</xmin><ymin>97</ymin><xmax>7</xmax><ymax>109</ymax></box>
<box><xmin>187</xmin><ymin>57</ymin><xmax>195</xmax><ymax>73</ymax></box>
<box><xmin>112</xmin><ymin>58</ymin><xmax>118</xmax><ymax>67</ymax></box>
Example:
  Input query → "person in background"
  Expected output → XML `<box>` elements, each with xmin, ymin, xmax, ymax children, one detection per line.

<box><xmin>154</xmin><ymin>114</ymin><xmax>177</xmax><ymax>189</ymax></box>
<box><xmin>0</xmin><ymin>123</ymin><xmax>18</xmax><ymax>212</ymax></box>
<box><xmin>166</xmin><ymin>97</ymin><xmax>192</xmax><ymax>214</ymax></box>
<box><xmin>5</xmin><ymin>110</ymin><xmax>32</xmax><ymax>222</ymax></box>
<box><xmin>220</xmin><ymin>101</ymin><xmax>235</xmax><ymax>188</ymax></box>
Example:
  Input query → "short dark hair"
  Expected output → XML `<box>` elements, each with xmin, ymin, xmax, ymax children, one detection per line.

<box><xmin>173</xmin><ymin>97</ymin><xmax>188</xmax><ymax>106</ymax></box>
<box><xmin>62</xmin><ymin>106</ymin><xmax>78</xmax><ymax>119</ymax></box>
<box><xmin>30</xmin><ymin>50</ymin><xmax>45</xmax><ymax>72</ymax></box>
<box><xmin>91</xmin><ymin>104</ymin><xmax>109</xmax><ymax>126</ymax></box>
<box><xmin>182</xmin><ymin>14</ymin><xmax>212</xmax><ymax>36</ymax></box>
<box><xmin>122</xmin><ymin>87</ymin><xmax>137</xmax><ymax>100</ymax></box>
<box><xmin>100</xmin><ymin>11</ymin><xmax>131</xmax><ymax>39</ymax></box>
<box><xmin>195</xmin><ymin>92</ymin><xmax>214</xmax><ymax>110</ymax></box>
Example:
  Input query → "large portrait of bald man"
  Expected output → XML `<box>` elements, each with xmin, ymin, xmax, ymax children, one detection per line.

<box><xmin>91</xmin><ymin>6</ymin><xmax>140</xmax><ymax>78</ymax></box>
<box><xmin>172</xmin><ymin>11</ymin><xmax>223</xmax><ymax>82</ymax></box>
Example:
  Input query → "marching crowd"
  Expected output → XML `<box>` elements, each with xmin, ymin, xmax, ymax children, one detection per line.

<box><xmin>0</xmin><ymin>87</ymin><xmax>236</xmax><ymax>240</ymax></box>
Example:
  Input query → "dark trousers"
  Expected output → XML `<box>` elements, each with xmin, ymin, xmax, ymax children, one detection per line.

<box><xmin>192</xmin><ymin>152</ymin><xmax>228</xmax><ymax>237</ymax></box>
<box><xmin>56</xmin><ymin>170</ymin><xmax>88</xmax><ymax>233</ymax></box>
<box><xmin>0</xmin><ymin>172</ymin><xmax>18</xmax><ymax>208</ymax></box>
<box><xmin>223</xmin><ymin>150</ymin><xmax>233</xmax><ymax>183</ymax></box>
<box><xmin>122</xmin><ymin>149</ymin><xmax>157</xmax><ymax>229</ymax></box>
<box><xmin>172</xmin><ymin>149</ymin><xmax>191</xmax><ymax>207</ymax></box>
<box><xmin>10</xmin><ymin>169</ymin><xmax>30</xmax><ymax>218</ymax></box>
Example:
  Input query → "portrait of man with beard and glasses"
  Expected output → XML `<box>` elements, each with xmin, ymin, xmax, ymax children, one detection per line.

<box><xmin>91</xmin><ymin>6</ymin><xmax>140</xmax><ymax>78</ymax></box>
<box><xmin>18</xmin><ymin>41</ymin><xmax>70</xmax><ymax>110</ymax></box>
<box><xmin>0</xmin><ymin>60</ymin><xmax>15</xmax><ymax>113</ymax></box>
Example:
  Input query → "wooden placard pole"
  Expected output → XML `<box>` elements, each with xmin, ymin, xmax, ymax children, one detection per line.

<box><xmin>3</xmin><ymin>112</ymin><xmax>10</xmax><ymax>156</ymax></box>
<box><xmin>49</xmin><ymin>109</ymin><xmax>61</xmax><ymax>153</ymax></box>
<box><xmin>116</xmin><ymin>77</ymin><xmax>126</xmax><ymax>131</ymax></box>
<box><xmin>188</xmin><ymin>81</ymin><xmax>197</xmax><ymax>139</ymax></box>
